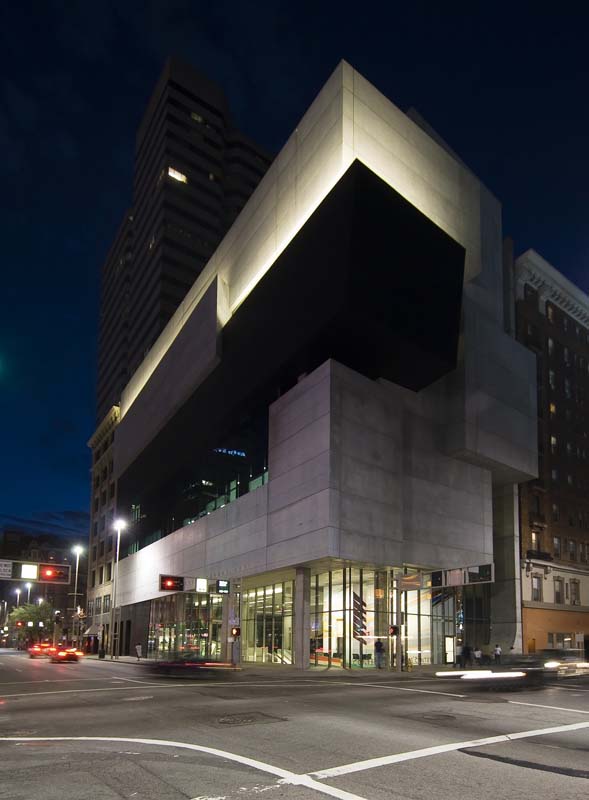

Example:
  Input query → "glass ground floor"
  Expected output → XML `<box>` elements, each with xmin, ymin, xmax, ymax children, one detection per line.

<box><xmin>135</xmin><ymin>562</ymin><xmax>492</xmax><ymax>667</ymax></box>
<box><xmin>146</xmin><ymin>591</ymin><xmax>224</xmax><ymax>660</ymax></box>
<box><xmin>241</xmin><ymin>565</ymin><xmax>491</xmax><ymax>668</ymax></box>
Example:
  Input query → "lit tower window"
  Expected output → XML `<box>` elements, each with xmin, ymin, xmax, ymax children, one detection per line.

<box><xmin>168</xmin><ymin>167</ymin><xmax>187</xmax><ymax>183</ymax></box>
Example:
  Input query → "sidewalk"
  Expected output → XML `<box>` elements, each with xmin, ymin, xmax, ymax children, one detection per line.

<box><xmin>84</xmin><ymin>654</ymin><xmax>444</xmax><ymax>679</ymax></box>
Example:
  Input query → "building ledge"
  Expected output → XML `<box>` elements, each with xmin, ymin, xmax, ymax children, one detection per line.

<box><xmin>523</xmin><ymin>600</ymin><xmax>589</xmax><ymax>613</ymax></box>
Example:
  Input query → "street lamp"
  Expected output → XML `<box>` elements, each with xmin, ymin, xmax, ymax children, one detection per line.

<box><xmin>25</xmin><ymin>583</ymin><xmax>31</xmax><ymax>604</ymax></box>
<box><xmin>15</xmin><ymin>588</ymin><xmax>21</xmax><ymax>608</ymax></box>
<box><xmin>37</xmin><ymin>598</ymin><xmax>43</xmax><ymax>606</ymax></box>
<box><xmin>110</xmin><ymin>519</ymin><xmax>127</xmax><ymax>660</ymax></box>
<box><xmin>72</xmin><ymin>545</ymin><xmax>84</xmax><ymax>647</ymax></box>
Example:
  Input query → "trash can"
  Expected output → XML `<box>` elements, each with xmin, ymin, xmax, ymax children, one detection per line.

<box><xmin>98</xmin><ymin>648</ymin><xmax>106</xmax><ymax>659</ymax></box>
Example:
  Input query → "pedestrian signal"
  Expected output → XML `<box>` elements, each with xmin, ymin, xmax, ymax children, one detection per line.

<box><xmin>231</xmin><ymin>626</ymin><xmax>241</xmax><ymax>637</ymax></box>
<box><xmin>389</xmin><ymin>625</ymin><xmax>399</xmax><ymax>636</ymax></box>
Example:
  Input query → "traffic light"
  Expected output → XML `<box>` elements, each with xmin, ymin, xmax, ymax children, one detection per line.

<box><xmin>231</xmin><ymin>626</ymin><xmax>241</xmax><ymax>637</ymax></box>
<box><xmin>39</xmin><ymin>564</ymin><xmax>71</xmax><ymax>584</ymax></box>
<box><xmin>159</xmin><ymin>575</ymin><xmax>185</xmax><ymax>591</ymax></box>
<box><xmin>15</xmin><ymin>621</ymin><xmax>23</xmax><ymax>628</ymax></box>
<box><xmin>389</xmin><ymin>625</ymin><xmax>400</xmax><ymax>636</ymax></box>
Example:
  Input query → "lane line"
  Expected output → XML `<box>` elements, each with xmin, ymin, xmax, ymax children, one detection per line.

<box><xmin>0</xmin><ymin>685</ymin><xmax>175</xmax><ymax>699</ymax></box>
<box><xmin>552</xmin><ymin>685</ymin><xmax>589</xmax><ymax>692</ymax></box>
<box><xmin>0</xmin><ymin>679</ymin><xmax>466</xmax><ymax>700</ymax></box>
<box><xmin>0</xmin><ymin>678</ymin><xmax>133</xmax><ymax>686</ymax></box>
<box><xmin>508</xmin><ymin>700</ymin><xmax>589</xmax><ymax>715</ymax></box>
<box><xmin>333</xmin><ymin>681</ymin><xmax>465</xmax><ymax>698</ymax></box>
<box><xmin>0</xmin><ymin>736</ymin><xmax>367</xmax><ymax>800</ymax></box>
<box><xmin>309</xmin><ymin>721</ymin><xmax>589</xmax><ymax>779</ymax></box>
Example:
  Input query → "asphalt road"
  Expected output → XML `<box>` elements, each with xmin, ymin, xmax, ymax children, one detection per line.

<box><xmin>0</xmin><ymin>649</ymin><xmax>588</xmax><ymax>800</ymax></box>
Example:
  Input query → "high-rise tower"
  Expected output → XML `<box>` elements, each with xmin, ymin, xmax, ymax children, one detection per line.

<box><xmin>96</xmin><ymin>58</ymin><xmax>272</xmax><ymax>423</ymax></box>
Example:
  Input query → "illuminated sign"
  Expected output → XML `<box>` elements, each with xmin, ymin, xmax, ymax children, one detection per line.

<box><xmin>213</xmin><ymin>448</ymin><xmax>246</xmax><ymax>458</ymax></box>
<box><xmin>0</xmin><ymin>561</ymin><xmax>11</xmax><ymax>579</ymax></box>
<box><xmin>21</xmin><ymin>563</ymin><xmax>39</xmax><ymax>580</ymax></box>
<box><xmin>216</xmin><ymin>579</ymin><xmax>230</xmax><ymax>594</ymax></box>
<box><xmin>196</xmin><ymin>578</ymin><xmax>208</xmax><ymax>593</ymax></box>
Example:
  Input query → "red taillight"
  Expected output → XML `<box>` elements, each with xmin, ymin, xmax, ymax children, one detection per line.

<box><xmin>75</xmin><ymin>651</ymin><xmax>83</xmax><ymax>657</ymax></box>
<box><xmin>48</xmin><ymin>647</ymin><xmax>57</xmax><ymax>653</ymax></box>
<box><xmin>57</xmin><ymin>651</ymin><xmax>66</xmax><ymax>657</ymax></box>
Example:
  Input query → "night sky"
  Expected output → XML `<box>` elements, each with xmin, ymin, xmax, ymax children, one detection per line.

<box><xmin>1</xmin><ymin>2</ymin><xmax>588</xmax><ymax>539</ymax></box>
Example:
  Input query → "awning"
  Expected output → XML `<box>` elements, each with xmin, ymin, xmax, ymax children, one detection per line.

<box><xmin>83</xmin><ymin>624</ymin><xmax>101</xmax><ymax>636</ymax></box>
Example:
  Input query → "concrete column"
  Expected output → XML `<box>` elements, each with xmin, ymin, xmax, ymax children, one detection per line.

<box><xmin>294</xmin><ymin>567</ymin><xmax>311</xmax><ymax>669</ymax></box>
<box><xmin>491</xmin><ymin>484</ymin><xmax>523</xmax><ymax>652</ymax></box>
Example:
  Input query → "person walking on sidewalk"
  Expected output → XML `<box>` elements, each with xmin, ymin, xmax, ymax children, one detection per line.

<box><xmin>135</xmin><ymin>643</ymin><xmax>142</xmax><ymax>661</ymax></box>
<box><xmin>493</xmin><ymin>643</ymin><xmax>502</xmax><ymax>664</ymax></box>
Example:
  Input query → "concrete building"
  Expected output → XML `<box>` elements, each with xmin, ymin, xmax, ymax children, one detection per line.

<box><xmin>90</xmin><ymin>61</ymin><xmax>537</xmax><ymax>667</ymax></box>
<box><xmin>513</xmin><ymin>249</ymin><xmax>589</xmax><ymax>658</ymax></box>
<box><xmin>96</xmin><ymin>58</ymin><xmax>273</xmax><ymax>423</ymax></box>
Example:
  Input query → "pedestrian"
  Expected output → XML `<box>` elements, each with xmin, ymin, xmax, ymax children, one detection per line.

<box><xmin>462</xmin><ymin>644</ymin><xmax>472</xmax><ymax>667</ymax></box>
<box><xmin>135</xmin><ymin>642</ymin><xmax>142</xmax><ymax>661</ymax></box>
<box><xmin>374</xmin><ymin>638</ymin><xmax>385</xmax><ymax>669</ymax></box>
<box><xmin>474</xmin><ymin>646</ymin><xmax>482</xmax><ymax>667</ymax></box>
<box><xmin>493</xmin><ymin>643</ymin><xmax>502</xmax><ymax>664</ymax></box>
<box><xmin>455</xmin><ymin>643</ymin><xmax>463</xmax><ymax>668</ymax></box>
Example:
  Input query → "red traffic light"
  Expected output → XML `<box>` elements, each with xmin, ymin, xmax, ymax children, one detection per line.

<box><xmin>39</xmin><ymin>563</ymin><xmax>71</xmax><ymax>584</ymax></box>
<box><xmin>159</xmin><ymin>575</ymin><xmax>184</xmax><ymax>592</ymax></box>
<box><xmin>16</xmin><ymin>621</ymin><xmax>24</xmax><ymax>628</ymax></box>
<box><xmin>389</xmin><ymin>625</ymin><xmax>400</xmax><ymax>636</ymax></box>
<box><xmin>231</xmin><ymin>626</ymin><xmax>241</xmax><ymax>637</ymax></box>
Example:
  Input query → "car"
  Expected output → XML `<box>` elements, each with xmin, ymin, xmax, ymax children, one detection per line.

<box><xmin>28</xmin><ymin>643</ymin><xmax>57</xmax><ymax>659</ymax></box>
<box><xmin>50</xmin><ymin>647</ymin><xmax>84</xmax><ymax>663</ymax></box>
<box><xmin>147</xmin><ymin>652</ymin><xmax>239</xmax><ymax>678</ymax></box>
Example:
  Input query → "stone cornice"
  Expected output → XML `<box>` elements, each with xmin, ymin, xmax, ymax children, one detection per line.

<box><xmin>87</xmin><ymin>405</ymin><xmax>120</xmax><ymax>449</ymax></box>
<box><xmin>515</xmin><ymin>249</ymin><xmax>589</xmax><ymax>326</ymax></box>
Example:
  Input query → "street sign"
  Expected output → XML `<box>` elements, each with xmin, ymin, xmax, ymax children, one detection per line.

<box><xmin>216</xmin><ymin>579</ymin><xmax>230</xmax><ymax>594</ymax></box>
<box><xmin>0</xmin><ymin>561</ymin><xmax>11</xmax><ymax>579</ymax></box>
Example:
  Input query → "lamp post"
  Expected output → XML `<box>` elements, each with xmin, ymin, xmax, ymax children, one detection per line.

<box><xmin>25</xmin><ymin>583</ymin><xmax>31</xmax><ymax>604</ymax></box>
<box><xmin>110</xmin><ymin>519</ymin><xmax>127</xmax><ymax>660</ymax></box>
<box><xmin>15</xmin><ymin>588</ymin><xmax>21</xmax><ymax>608</ymax></box>
<box><xmin>71</xmin><ymin>545</ymin><xmax>84</xmax><ymax>647</ymax></box>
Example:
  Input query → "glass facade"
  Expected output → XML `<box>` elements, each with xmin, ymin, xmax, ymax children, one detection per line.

<box><xmin>310</xmin><ymin>568</ymin><xmax>390</xmax><ymax>668</ymax></box>
<box><xmin>307</xmin><ymin>567</ymin><xmax>488</xmax><ymax>668</ymax></box>
<box><xmin>147</xmin><ymin>592</ymin><xmax>224</xmax><ymax>660</ymax></box>
<box><xmin>241</xmin><ymin>581</ymin><xmax>294</xmax><ymax>663</ymax></box>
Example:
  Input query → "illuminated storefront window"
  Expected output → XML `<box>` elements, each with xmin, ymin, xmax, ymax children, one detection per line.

<box><xmin>241</xmin><ymin>581</ymin><xmax>293</xmax><ymax>663</ymax></box>
<box><xmin>147</xmin><ymin>592</ymin><xmax>223</xmax><ymax>660</ymax></box>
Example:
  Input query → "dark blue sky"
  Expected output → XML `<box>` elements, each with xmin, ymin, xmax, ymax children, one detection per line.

<box><xmin>1</xmin><ymin>2</ymin><xmax>588</xmax><ymax>537</ymax></box>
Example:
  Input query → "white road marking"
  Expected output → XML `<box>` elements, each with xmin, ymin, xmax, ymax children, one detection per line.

<box><xmin>309</xmin><ymin>721</ymin><xmax>589</xmax><ymax>778</ymax></box>
<box><xmin>0</xmin><ymin>685</ymin><xmax>170</xmax><ymax>699</ymax></box>
<box><xmin>552</xmin><ymin>684</ymin><xmax>589</xmax><ymax>692</ymax></box>
<box><xmin>334</xmin><ymin>681</ymin><xmax>466</xmax><ymax>698</ymax></box>
<box><xmin>0</xmin><ymin>679</ymin><xmax>463</xmax><ymax>700</ymax></box>
<box><xmin>121</xmin><ymin>696</ymin><xmax>153</xmax><ymax>702</ymax></box>
<box><xmin>0</xmin><ymin>736</ymin><xmax>367</xmax><ymax>800</ymax></box>
<box><xmin>0</xmin><ymin>678</ymin><xmax>126</xmax><ymax>686</ymax></box>
<box><xmin>508</xmin><ymin>700</ymin><xmax>589</xmax><ymax>714</ymax></box>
